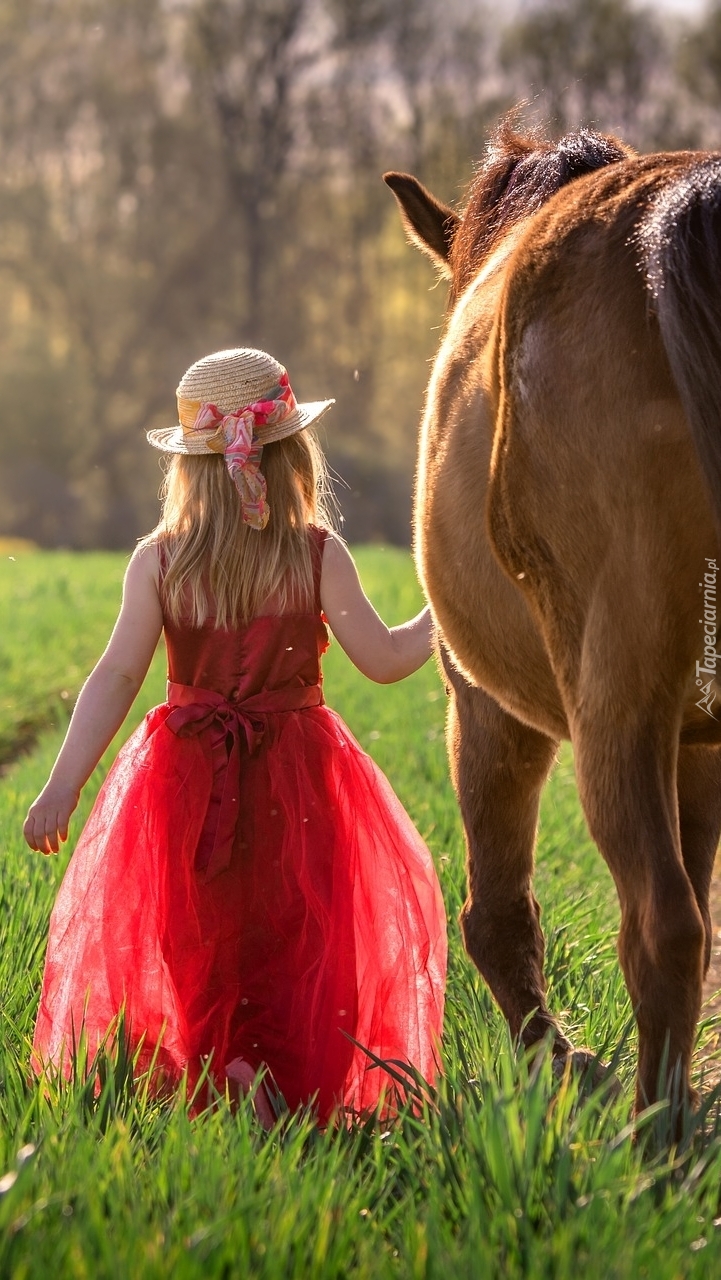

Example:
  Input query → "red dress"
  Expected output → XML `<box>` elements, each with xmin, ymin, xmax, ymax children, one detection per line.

<box><xmin>33</xmin><ymin>528</ymin><xmax>447</xmax><ymax>1120</ymax></box>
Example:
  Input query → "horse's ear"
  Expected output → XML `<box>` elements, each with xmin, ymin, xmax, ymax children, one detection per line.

<box><xmin>383</xmin><ymin>172</ymin><xmax>459</xmax><ymax>276</ymax></box>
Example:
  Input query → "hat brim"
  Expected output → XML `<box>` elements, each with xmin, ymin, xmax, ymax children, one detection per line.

<box><xmin>147</xmin><ymin>399</ymin><xmax>335</xmax><ymax>453</ymax></box>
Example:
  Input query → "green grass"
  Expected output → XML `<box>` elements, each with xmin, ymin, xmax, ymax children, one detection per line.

<box><xmin>1</xmin><ymin>547</ymin><xmax>721</xmax><ymax>1276</ymax></box>
<box><xmin>0</xmin><ymin>551</ymin><xmax>132</xmax><ymax>765</ymax></box>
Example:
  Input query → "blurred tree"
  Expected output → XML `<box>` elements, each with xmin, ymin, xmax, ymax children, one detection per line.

<box><xmin>301</xmin><ymin>0</ymin><xmax>489</xmax><ymax>533</ymax></box>
<box><xmin>1</xmin><ymin>0</ymin><xmax>716</xmax><ymax>549</ymax></box>
<box><xmin>190</xmin><ymin>0</ymin><xmax>311</xmax><ymax>345</ymax></box>
<box><xmin>0</xmin><ymin>0</ymin><xmax>226</xmax><ymax>544</ymax></box>
<box><xmin>0</xmin><ymin>0</ymin><xmax>454</xmax><ymax>546</ymax></box>
<box><xmin>676</xmin><ymin>1</ymin><xmax>721</xmax><ymax>144</ymax></box>
<box><xmin>500</xmin><ymin>0</ymin><xmax>661</xmax><ymax>141</ymax></box>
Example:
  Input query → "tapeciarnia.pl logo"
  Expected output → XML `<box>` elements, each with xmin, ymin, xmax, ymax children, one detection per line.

<box><xmin>696</xmin><ymin>557</ymin><xmax>719</xmax><ymax>718</ymax></box>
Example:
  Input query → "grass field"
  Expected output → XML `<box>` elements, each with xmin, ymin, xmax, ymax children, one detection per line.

<box><xmin>1</xmin><ymin>548</ymin><xmax>721</xmax><ymax>1276</ymax></box>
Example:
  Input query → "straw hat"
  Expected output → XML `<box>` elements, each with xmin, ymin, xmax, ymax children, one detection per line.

<box><xmin>147</xmin><ymin>347</ymin><xmax>334</xmax><ymax>453</ymax></box>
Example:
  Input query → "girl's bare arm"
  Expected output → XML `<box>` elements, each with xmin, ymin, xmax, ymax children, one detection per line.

<box><xmin>320</xmin><ymin>534</ymin><xmax>433</xmax><ymax>683</ymax></box>
<box><xmin>23</xmin><ymin>544</ymin><xmax>163</xmax><ymax>854</ymax></box>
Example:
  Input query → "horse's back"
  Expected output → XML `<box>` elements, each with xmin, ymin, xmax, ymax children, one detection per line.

<box><xmin>422</xmin><ymin>150</ymin><xmax>721</xmax><ymax>740</ymax></box>
<box><xmin>486</xmin><ymin>153</ymin><xmax>721</xmax><ymax>739</ymax></box>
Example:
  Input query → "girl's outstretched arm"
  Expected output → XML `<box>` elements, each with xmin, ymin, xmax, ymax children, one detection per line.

<box><xmin>23</xmin><ymin>544</ymin><xmax>163</xmax><ymax>855</ymax></box>
<box><xmin>320</xmin><ymin>534</ymin><xmax>434</xmax><ymax>683</ymax></box>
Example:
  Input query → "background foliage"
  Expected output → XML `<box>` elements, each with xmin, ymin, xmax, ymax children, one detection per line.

<box><xmin>3</xmin><ymin>0</ymin><xmax>721</xmax><ymax>547</ymax></box>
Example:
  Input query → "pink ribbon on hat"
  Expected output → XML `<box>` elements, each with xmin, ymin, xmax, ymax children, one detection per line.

<box><xmin>188</xmin><ymin>371</ymin><xmax>297</xmax><ymax>530</ymax></box>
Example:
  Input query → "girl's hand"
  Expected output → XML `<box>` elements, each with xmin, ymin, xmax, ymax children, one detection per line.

<box><xmin>23</xmin><ymin>782</ymin><xmax>80</xmax><ymax>854</ymax></box>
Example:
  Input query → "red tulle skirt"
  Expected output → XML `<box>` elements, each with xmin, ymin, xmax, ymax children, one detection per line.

<box><xmin>33</xmin><ymin>704</ymin><xmax>447</xmax><ymax>1120</ymax></box>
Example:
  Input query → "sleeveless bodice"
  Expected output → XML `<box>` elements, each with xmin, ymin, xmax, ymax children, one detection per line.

<box><xmin>164</xmin><ymin>612</ymin><xmax>329</xmax><ymax>701</ymax></box>
<box><xmin>161</xmin><ymin>527</ymin><xmax>329</xmax><ymax>700</ymax></box>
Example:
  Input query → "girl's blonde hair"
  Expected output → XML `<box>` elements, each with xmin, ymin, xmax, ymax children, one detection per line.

<box><xmin>148</xmin><ymin>430</ymin><xmax>335</xmax><ymax>628</ymax></box>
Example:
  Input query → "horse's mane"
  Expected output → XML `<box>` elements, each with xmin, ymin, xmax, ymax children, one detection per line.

<box><xmin>450</xmin><ymin>121</ymin><xmax>632</xmax><ymax>294</ymax></box>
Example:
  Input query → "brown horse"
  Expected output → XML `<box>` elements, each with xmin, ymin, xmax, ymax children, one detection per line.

<box><xmin>384</xmin><ymin>123</ymin><xmax>721</xmax><ymax>1115</ymax></box>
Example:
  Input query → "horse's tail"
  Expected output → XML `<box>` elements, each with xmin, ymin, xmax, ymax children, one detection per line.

<box><xmin>641</xmin><ymin>158</ymin><xmax>721</xmax><ymax>531</ymax></box>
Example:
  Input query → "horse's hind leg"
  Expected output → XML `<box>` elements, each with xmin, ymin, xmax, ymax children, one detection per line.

<box><xmin>443</xmin><ymin>654</ymin><xmax>567</xmax><ymax>1053</ymax></box>
<box><xmin>574</xmin><ymin>706</ymin><xmax>706</xmax><ymax>1112</ymax></box>
<box><xmin>677</xmin><ymin>744</ymin><xmax>721</xmax><ymax>976</ymax></box>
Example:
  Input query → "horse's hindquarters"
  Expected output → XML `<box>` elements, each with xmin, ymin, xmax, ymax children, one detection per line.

<box><xmin>416</xmin><ymin>281</ymin><xmax>568</xmax><ymax>741</ymax></box>
<box><xmin>496</xmin><ymin>223</ymin><xmax>718</xmax><ymax>733</ymax></box>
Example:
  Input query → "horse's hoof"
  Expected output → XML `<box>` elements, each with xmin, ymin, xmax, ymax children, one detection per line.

<box><xmin>552</xmin><ymin>1047</ymin><xmax>623</xmax><ymax>1099</ymax></box>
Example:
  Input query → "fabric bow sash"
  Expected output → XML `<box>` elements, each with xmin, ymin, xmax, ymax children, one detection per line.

<box><xmin>165</xmin><ymin>680</ymin><xmax>323</xmax><ymax>882</ymax></box>
<box><xmin>188</xmin><ymin>371</ymin><xmax>297</xmax><ymax>531</ymax></box>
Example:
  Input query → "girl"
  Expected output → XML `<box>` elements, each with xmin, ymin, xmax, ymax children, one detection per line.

<box><xmin>24</xmin><ymin>347</ymin><xmax>447</xmax><ymax>1124</ymax></box>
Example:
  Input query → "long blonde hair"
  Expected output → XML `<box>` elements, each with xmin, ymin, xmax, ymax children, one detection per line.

<box><xmin>148</xmin><ymin>430</ymin><xmax>335</xmax><ymax>628</ymax></box>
